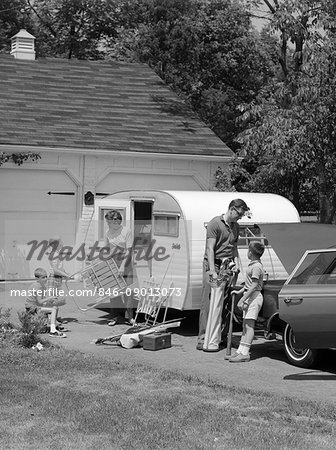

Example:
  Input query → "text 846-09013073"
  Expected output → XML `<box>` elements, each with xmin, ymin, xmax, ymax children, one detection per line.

<box><xmin>97</xmin><ymin>287</ymin><xmax>182</xmax><ymax>297</ymax></box>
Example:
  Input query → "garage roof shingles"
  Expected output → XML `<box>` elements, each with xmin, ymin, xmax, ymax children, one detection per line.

<box><xmin>0</xmin><ymin>55</ymin><xmax>232</xmax><ymax>157</ymax></box>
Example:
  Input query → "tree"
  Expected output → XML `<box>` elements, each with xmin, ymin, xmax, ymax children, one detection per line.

<box><xmin>299</xmin><ymin>35</ymin><xmax>336</xmax><ymax>223</ymax></box>
<box><xmin>232</xmin><ymin>0</ymin><xmax>336</xmax><ymax>222</ymax></box>
<box><xmin>121</xmin><ymin>0</ymin><xmax>275</xmax><ymax>149</ymax></box>
<box><xmin>0</xmin><ymin>152</ymin><xmax>41</xmax><ymax>166</ymax></box>
<box><xmin>0</xmin><ymin>0</ymin><xmax>33</xmax><ymax>53</ymax></box>
<box><xmin>25</xmin><ymin>0</ymin><xmax>120</xmax><ymax>59</ymax></box>
<box><xmin>0</xmin><ymin>0</ymin><xmax>121</xmax><ymax>59</ymax></box>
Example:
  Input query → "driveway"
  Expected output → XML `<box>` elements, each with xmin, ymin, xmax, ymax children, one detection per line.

<box><xmin>2</xmin><ymin>282</ymin><xmax>336</xmax><ymax>405</ymax></box>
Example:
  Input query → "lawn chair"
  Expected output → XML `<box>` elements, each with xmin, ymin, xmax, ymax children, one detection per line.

<box><xmin>133</xmin><ymin>277</ymin><xmax>173</xmax><ymax>326</ymax></box>
<box><xmin>71</xmin><ymin>258</ymin><xmax>128</xmax><ymax>312</ymax></box>
<box><xmin>93</xmin><ymin>254</ymin><xmax>183</xmax><ymax>347</ymax></box>
<box><xmin>93</xmin><ymin>276</ymin><xmax>180</xmax><ymax>347</ymax></box>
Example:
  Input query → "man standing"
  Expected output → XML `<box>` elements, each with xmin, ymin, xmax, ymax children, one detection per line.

<box><xmin>197</xmin><ymin>199</ymin><xmax>250</xmax><ymax>352</ymax></box>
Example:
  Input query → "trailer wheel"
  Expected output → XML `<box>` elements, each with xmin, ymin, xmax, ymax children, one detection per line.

<box><xmin>283</xmin><ymin>324</ymin><xmax>318</xmax><ymax>368</ymax></box>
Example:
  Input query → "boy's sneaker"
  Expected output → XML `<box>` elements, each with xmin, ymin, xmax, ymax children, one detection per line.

<box><xmin>229</xmin><ymin>353</ymin><xmax>250</xmax><ymax>363</ymax></box>
<box><xmin>49</xmin><ymin>331</ymin><xmax>67</xmax><ymax>338</ymax></box>
<box><xmin>224</xmin><ymin>349</ymin><xmax>240</xmax><ymax>360</ymax></box>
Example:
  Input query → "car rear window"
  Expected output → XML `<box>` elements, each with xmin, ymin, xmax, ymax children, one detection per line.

<box><xmin>288</xmin><ymin>251</ymin><xmax>336</xmax><ymax>285</ymax></box>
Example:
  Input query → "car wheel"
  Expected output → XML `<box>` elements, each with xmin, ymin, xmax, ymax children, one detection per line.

<box><xmin>283</xmin><ymin>323</ymin><xmax>318</xmax><ymax>368</ymax></box>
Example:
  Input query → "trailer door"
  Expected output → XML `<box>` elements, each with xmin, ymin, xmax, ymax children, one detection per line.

<box><xmin>94</xmin><ymin>199</ymin><xmax>132</xmax><ymax>245</ymax></box>
<box><xmin>132</xmin><ymin>200</ymin><xmax>153</xmax><ymax>277</ymax></box>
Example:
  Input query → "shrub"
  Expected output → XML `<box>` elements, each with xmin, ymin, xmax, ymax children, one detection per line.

<box><xmin>0</xmin><ymin>306</ymin><xmax>14</xmax><ymax>331</ymax></box>
<box><xmin>0</xmin><ymin>306</ymin><xmax>16</xmax><ymax>342</ymax></box>
<box><xmin>16</xmin><ymin>310</ymin><xmax>48</xmax><ymax>348</ymax></box>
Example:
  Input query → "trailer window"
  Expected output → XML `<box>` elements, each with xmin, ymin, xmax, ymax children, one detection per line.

<box><xmin>134</xmin><ymin>222</ymin><xmax>152</xmax><ymax>247</ymax></box>
<box><xmin>238</xmin><ymin>225</ymin><xmax>269</xmax><ymax>246</ymax></box>
<box><xmin>153</xmin><ymin>215</ymin><xmax>179</xmax><ymax>237</ymax></box>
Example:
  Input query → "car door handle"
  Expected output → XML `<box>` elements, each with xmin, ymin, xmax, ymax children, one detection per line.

<box><xmin>283</xmin><ymin>297</ymin><xmax>303</xmax><ymax>304</ymax></box>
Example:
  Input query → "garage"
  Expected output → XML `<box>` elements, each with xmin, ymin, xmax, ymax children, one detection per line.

<box><xmin>0</xmin><ymin>168</ymin><xmax>78</xmax><ymax>279</ymax></box>
<box><xmin>0</xmin><ymin>54</ymin><xmax>233</xmax><ymax>279</ymax></box>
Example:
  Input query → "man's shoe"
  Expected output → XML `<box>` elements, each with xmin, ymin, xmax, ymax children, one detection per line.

<box><xmin>203</xmin><ymin>347</ymin><xmax>220</xmax><ymax>353</ymax></box>
<box><xmin>229</xmin><ymin>353</ymin><xmax>250</xmax><ymax>363</ymax></box>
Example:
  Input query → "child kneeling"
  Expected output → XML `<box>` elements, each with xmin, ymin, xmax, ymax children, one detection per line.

<box><xmin>229</xmin><ymin>241</ymin><xmax>265</xmax><ymax>363</ymax></box>
<box><xmin>25</xmin><ymin>268</ymin><xmax>66</xmax><ymax>338</ymax></box>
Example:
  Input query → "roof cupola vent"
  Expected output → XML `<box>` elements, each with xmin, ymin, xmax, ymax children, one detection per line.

<box><xmin>10</xmin><ymin>29</ymin><xmax>36</xmax><ymax>60</ymax></box>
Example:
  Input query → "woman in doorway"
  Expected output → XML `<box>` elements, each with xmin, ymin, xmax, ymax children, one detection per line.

<box><xmin>104</xmin><ymin>210</ymin><xmax>135</xmax><ymax>326</ymax></box>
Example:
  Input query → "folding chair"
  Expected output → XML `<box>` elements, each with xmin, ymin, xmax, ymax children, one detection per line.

<box><xmin>133</xmin><ymin>277</ymin><xmax>173</xmax><ymax>326</ymax></box>
<box><xmin>93</xmin><ymin>277</ymin><xmax>182</xmax><ymax>346</ymax></box>
<box><xmin>71</xmin><ymin>258</ymin><xmax>128</xmax><ymax>311</ymax></box>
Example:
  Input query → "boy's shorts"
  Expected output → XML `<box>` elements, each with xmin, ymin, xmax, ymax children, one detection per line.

<box><xmin>243</xmin><ymin>291</ymin><xmax>263</xmax><ymax>320</ymax></box>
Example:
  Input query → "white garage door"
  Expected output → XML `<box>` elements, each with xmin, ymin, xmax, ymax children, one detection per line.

<box><xmin>96</xmin><ymin>172</ymin><xmax>201</xmax><ymax>194</ymax></box>
<box><xmin>0</xmin><ymin>169</ymin><xmax>77</xmax><ymax>279</ymax></box>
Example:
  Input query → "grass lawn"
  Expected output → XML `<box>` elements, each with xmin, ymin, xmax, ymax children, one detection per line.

<box><xmin>1</xmin><ymin>340</ymin><xmax>336</xmax><ymax>450</ymax></box>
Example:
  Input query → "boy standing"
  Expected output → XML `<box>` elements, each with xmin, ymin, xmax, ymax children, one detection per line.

<box><xmin>25</xmin><ymin>267</ymin><xmax>66</xmax><ymax>338</ymax></box>
<box><xmin>229</xmin><ymin>241</ymin><xmax>265</xmax><ymax>362</ymax></box>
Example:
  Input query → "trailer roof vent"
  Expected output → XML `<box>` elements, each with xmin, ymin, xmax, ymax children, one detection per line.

<box><xmin>10</xmin><ymin>29</ymin><xmax>36</xmax><ymax>60</ymax></box>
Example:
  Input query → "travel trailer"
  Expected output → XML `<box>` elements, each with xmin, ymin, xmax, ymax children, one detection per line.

<box><xmin>93</xmin><ymin>190</ymin><xmax>300</xmax><ymax>311</ymax></box>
